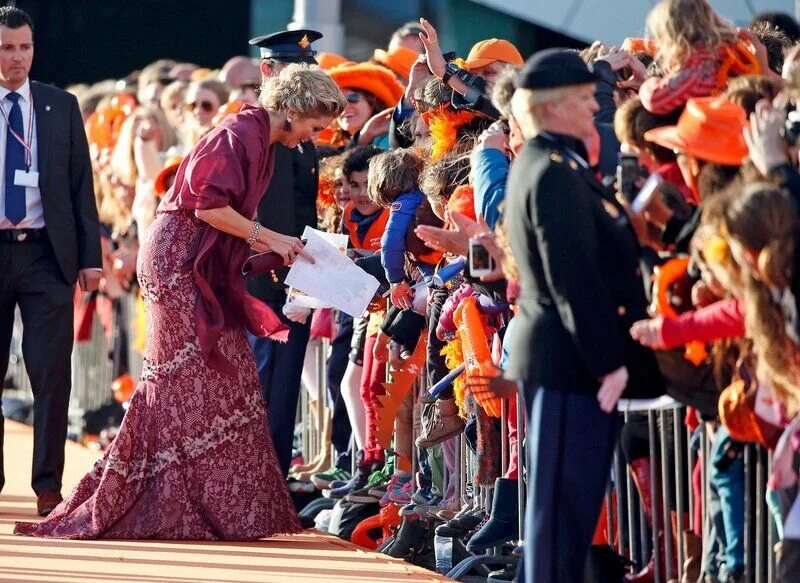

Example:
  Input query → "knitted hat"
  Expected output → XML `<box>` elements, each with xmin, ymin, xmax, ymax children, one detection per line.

<box><xmin>328</xmin><ymin>62</ymin><xmax>405</xmax><ymax>108</ymax></box>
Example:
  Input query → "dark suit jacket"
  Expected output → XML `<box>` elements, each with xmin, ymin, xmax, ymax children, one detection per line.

<box><xmin>504</xmin><ymin>133</ymin><xmax>663</xmax><ymax>398</ymax></box>
<box><xmin>31</xmin><ymin>80</ymin><xmax>101</xmax><ymax>284</ymax></box>
<box><xmin>246</xmin><ymin>142</ymin><xmax>318</xmax><ymax>303</ymax></box>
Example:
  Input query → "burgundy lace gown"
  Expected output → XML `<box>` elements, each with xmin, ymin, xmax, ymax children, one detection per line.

<box><xmin>14</xmin><ymin>105</ymin><xmax>301</xmax><ymax>540</ymax></box>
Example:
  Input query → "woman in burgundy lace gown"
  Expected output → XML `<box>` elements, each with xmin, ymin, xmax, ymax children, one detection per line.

<box><xmin>14</xmin><ymin>65</ymin><xmax>346</xmax><ymax>540</ymax></box>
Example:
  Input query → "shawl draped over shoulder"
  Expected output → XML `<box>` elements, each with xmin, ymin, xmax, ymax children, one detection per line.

<box><xmin>158</xmin><ymin>104</ymin><xmax>289</xmax><ymax>372</ymax></box>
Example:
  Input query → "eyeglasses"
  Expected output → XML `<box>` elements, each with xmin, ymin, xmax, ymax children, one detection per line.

<box><xmin>344</xmin><ymin>92</ymin><xmax>365</xmax><ymax>104</ymax></box>
<box><xmin>185</xmin><ymin>100</ymin><xmax>215</xmax><ymax>113</ymax></box>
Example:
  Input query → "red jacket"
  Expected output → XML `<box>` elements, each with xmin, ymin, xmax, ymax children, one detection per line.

<box><xmin>660</xmin><ymin>297</ymin><xmax>745</xmax><ymax>349</ymax></box>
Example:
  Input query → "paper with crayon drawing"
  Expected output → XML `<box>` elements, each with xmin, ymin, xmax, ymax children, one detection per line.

<box><xmin>286</xmin><ymin>229</ymin><xmax>379</xmax><ymax>317</ymax></box>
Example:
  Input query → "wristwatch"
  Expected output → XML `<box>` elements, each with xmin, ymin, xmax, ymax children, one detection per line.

<box><xmin>442</xmin><ymin>61</ymin><xmax>460</xmax><ymax>84</ymax></box>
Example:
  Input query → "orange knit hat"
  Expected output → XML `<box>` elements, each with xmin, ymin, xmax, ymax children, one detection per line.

<box><xmin>328</xmin><ymin>62</ymin><xmax>405</xmax><ymax>108</ymax></box>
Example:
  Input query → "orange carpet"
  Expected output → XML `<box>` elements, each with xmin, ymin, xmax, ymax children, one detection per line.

<box><xmin>0</xmin><ymin>421</ymin><xmax>449</xmax><ymax>582</ymax></box>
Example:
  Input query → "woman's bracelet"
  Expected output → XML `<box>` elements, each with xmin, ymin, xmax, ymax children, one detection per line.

<box><xmin>246</xmin><ymin>221</ymin><xmax>262</xmax><ymax>246</ymax></box>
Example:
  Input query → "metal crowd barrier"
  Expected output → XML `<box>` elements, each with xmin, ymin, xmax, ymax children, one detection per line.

<box><xmin>612</xmin><ymin>397</ymin><xmax>776</xmax><ymax>583</ymax></box>
<box><xmin>5</xmin><ymin>300</ymin><xmax>782</xmax><ymax>582</ymax></box>
<box><xmin>3</xmin><ymin>292</ymin><xmax>142</xmax><ymax>433</ymax></box>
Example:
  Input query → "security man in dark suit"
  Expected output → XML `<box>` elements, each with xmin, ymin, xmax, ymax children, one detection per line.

<box><xmin>503</xmin><ymin>49</ymin><xmax>662</xmax><ymax>582</ymax></box>
<box><xmin>0</xmin><ymin>7</ymin><xmax>101</xmax><ymax>516</ymax></box>
<box><xmin>246</xmin><ymin>29</ymin><xmax>323</xmax><ymax>477</ymax></box>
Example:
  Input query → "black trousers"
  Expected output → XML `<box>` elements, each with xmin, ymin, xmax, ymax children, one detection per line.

<box><xmin>0</xmin><ymin>238</ymin><xmax>74</xmax><ymax>495</ymax></box>
<box><xmin>248</xmin><ymin>298</ymin><xmax>311</xmax><ymax>478</ymax></box>
<box><xmin>522</xmin><ymin>384</ymin><xmax>619</xmax><ymax>583</ymax></box>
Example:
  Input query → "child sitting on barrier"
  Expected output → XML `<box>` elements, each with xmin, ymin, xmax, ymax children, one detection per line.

<box><xmin>641</xmin><ymin>0</ymin><xmax>761</xmax><ymax>114</ymax></box>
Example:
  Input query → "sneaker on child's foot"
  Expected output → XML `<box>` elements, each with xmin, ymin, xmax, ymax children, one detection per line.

<box><xmin>386</xmin><ymin>476</ymin><xmax>413</xmax><ymax>505</ymax></box>
<box><xmin>310</xmin><ymin>467</ymin><xmax>351</xmax><ymax>490</ymax></box>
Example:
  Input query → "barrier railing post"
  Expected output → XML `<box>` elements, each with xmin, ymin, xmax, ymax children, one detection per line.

<box><xmin>647</xmin><ymin>409</ymin><xmax>662</xmax><ymax>582</ymax></box>
<box><xmin>659</xmin><ymin>409</ymin><xmax>675</xmax><ymax>581</ymax></box>
<box><xmin>673</xmin><ymin>407</ymin><xmax>686</xmax><ymax>579</ymax></box>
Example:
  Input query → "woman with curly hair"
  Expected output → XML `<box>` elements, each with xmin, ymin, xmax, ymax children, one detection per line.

<box><xmin>15</xmin><ymin>65</ymin><xmax>346</xmax><ymax>541</ymax></box>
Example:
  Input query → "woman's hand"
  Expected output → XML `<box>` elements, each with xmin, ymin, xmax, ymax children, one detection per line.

<box><xmin>468</xmin><ymin>373</ymin><xmax>519</xmax><ymax>400</ymax></box>
<box><xmin>475</xmin><ymin>218</ymin><xmax>507</xmax><ymax>282</ymax></box>
<box><xmin>418</xmin><ymin>18</ymin><xmax>447</xmax><ymax>78</ymax></box>
<box><xmin>743</xmin><ymin>98</ymin><xmax>789</xmax><ymax>176</ymax></box>
<box><xmin>478</xmin><ymin>122</ymin><xmax>510</xmax><ymax>154</ymax></box>
<box><xmin>406</xmin><ymin>54</ymin><xmax>431</xmax><ymax>103</ymax></box>
<box><xmin>630</xmin><ymin>317</ymin><xmax>665</xmax><ymax>349</ymax></box>
<box><xmin>597</xmin><ymin>366</ymin><xmax>629</xmax><ymax>413</ymax></box>
<box><xmin>415</xmin><ymin>211</ymin><xmax>480</xmax><ymax>256</ymax></box>
<box><xmin>258</xmin><ymin>229</ymin><xmax>314</xmax><ymax>265</ymax></box>
<box><xmin>357</xmin><ymin>108</ymin><xmax>393</xmax><ymax>146</ymax></box>
<box><xmin>282</xmin><ymin>303</ymin><xmax>311</xmax><ymax>324</ymax></box>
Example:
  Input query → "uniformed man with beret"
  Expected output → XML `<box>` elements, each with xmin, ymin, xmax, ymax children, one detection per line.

<box><xmin>502</xmin><ymin>49</ymin><xmax>662</xmax><ymax>582</ymax></box>
<box><xmin>246</xmin><ymin>29</ymin><xmax>323</xmax><ymax>477</ymax></box>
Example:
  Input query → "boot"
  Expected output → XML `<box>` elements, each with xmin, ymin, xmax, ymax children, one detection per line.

<box><xmin>385</xmin><ymin>515</ymin><xmax>428</xmax><ymax>559</ymax></box>
<box><xmin>680</xmin><ymin>531</ymin><xmax>702</xmax><ymax>583</ymax></box>
<box><xmin>625</xmin><ymin>460</ymin><xmax>680</xmax><ymax>583</ymax></box>
<box><xmin>415</xmin><ymin>398</ymin><xmax>465</xmax><ymax>448</ymax></box>
<box><xmin>625</xmin><ymin>458</ymin><xmax>660</xmax><ymax>583</ymax></box>
<box><xmin>466</xmin><ymin>477</ymin><xmax>519</xmax><ymax>552</ymax></box>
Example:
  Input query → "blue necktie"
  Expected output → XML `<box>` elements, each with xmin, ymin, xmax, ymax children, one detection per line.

<box><xmin>4</xmin><ymin>92</ymin><xmax>25</xmax><ymax>225</ymax></box>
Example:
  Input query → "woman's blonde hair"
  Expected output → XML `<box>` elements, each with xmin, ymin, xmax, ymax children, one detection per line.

<box><xmin>260</xmin><ymin>63</ymin><xmax>346</xmax><ymax>118</ymax></box>
<box><xmin>647</xmin><ymin>0</ymin><xmax>737</xmax><ymax>71</ymax></box>
<box><xmin>109</xmin><ymin>106</ymin><xmax>178</xmax><ymax>187</ymax></box>
<box><xmin>722</xmin><ymin>183</ymin><xmax>800</xmax><ymax>412</ymax></box>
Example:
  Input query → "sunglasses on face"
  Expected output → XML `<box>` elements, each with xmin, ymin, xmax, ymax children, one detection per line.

<box><xmin>185</xmin><ymin>100</ymin><xmax>215</xmax><ymax>113</ymax></box>
<box><xmin>344</xmin><ymin>92</ymin><xmax>365</xmax><ymax>104</ymax></box>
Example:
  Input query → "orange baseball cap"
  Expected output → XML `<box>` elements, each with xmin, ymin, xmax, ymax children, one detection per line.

<box><xmin>465</xmin><ymin>39</ymin><xmax>524</xmax><ymax>70</ymax></box>
<box><xmin>644</xmin><ymin>97</ymin><xmax>748</xmax><ymax>166</ymax></box>
<box><xmin>372</xmin><ymin>46</ymin><xmax>419</xmax><ymax>80</ymax></box>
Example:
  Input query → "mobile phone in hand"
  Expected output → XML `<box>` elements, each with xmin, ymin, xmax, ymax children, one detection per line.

<box><xmin>617</xmin><ymin>152</ymin><xmax>641</xmax><ymax>202</ymax></box>
<box><xmin>469</xmin><ymin>237</ymin><xmax>494</xmax><ymax>278</ymax></box>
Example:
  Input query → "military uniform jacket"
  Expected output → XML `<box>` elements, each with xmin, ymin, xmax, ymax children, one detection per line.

<box><xmin>246</xmin><ymin>141</ymin><xmax>318</xmax><ymax>303</ymax></box>
<box><xmin>505</xmin><ymin>132</ymin><xmax>663</xmax><ymax>398</ymax></box>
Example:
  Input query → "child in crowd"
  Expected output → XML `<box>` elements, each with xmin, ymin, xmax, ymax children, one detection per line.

<box><xmin>641</xmin><ymin>0</ymin><xmax>761</xmax><ymax>114</ymax></box>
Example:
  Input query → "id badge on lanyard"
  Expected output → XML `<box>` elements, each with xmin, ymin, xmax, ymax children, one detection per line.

<box><xmin>0</xmin><ymin>91</ymin><xmax>38</xmax><ymax>188</ymax></box>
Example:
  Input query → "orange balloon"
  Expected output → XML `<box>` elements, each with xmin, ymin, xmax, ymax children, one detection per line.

<box><xmin>651</xmin><ymin>256</ymin><xmax>708</xmax><ymax>366</ymax></box>
<box><xmin>454</xmin><ymin>296</ymin><xmax>502</xmax><ymax>417</ymax></box>
<box><xmin>112</xmin><ymin>373</ymin><xmax>136</xmax><ymax>403</ymax></box>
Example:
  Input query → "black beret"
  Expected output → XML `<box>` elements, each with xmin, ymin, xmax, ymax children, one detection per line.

<box><xmin>248</xmin><ymin>29</ymin><xmax>322</xmax><ymax>64</ymax></box>
<box><xmin>515</xmin><ymin>48</ymin><xmax>601</xmax><ymax>90</ymax></box>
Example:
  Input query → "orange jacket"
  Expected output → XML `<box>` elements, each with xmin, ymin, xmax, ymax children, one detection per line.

<box><xmin>343</xmin><ymin>201</ymin><xmax>389</xmax><ymax>251</ymax></box>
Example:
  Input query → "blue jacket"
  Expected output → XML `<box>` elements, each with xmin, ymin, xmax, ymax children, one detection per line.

<box><xmin>474</xmin><ymin>148</ymin><xmax>509</xmax><ymax>228</ymax></box>
<box><xmin>380</xmin><ymin>190</ymin><xmax>424</xmax><ymax>283</ymax></box>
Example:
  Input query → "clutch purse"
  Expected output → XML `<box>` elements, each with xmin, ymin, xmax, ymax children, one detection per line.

<box><xmin>242</xmin><ymin>251</ymin><xmax>285</xmax><ymax>277</ymax></box>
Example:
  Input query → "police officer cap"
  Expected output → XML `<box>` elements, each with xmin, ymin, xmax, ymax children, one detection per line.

<box><xmin>515</xmin><ymin>48</ymin><xmax>601</xmax><ymax>90</ymax></box>
<box><xmin>248</xmin><ymin>29</ymin><xmax>322</xmax><ymax>64</ymax></box>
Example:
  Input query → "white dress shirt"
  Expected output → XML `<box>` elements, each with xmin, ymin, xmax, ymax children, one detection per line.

<box><xmin>0</xmin><ymin>78</ymin><xmax>43</xmax><ymax>229</ymax></box>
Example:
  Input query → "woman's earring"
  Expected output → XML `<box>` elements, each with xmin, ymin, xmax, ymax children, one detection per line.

<box><xmin>284</xmin><ymin>115</ymin><xmax>293</xmax><ymax>132</ymax></box>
